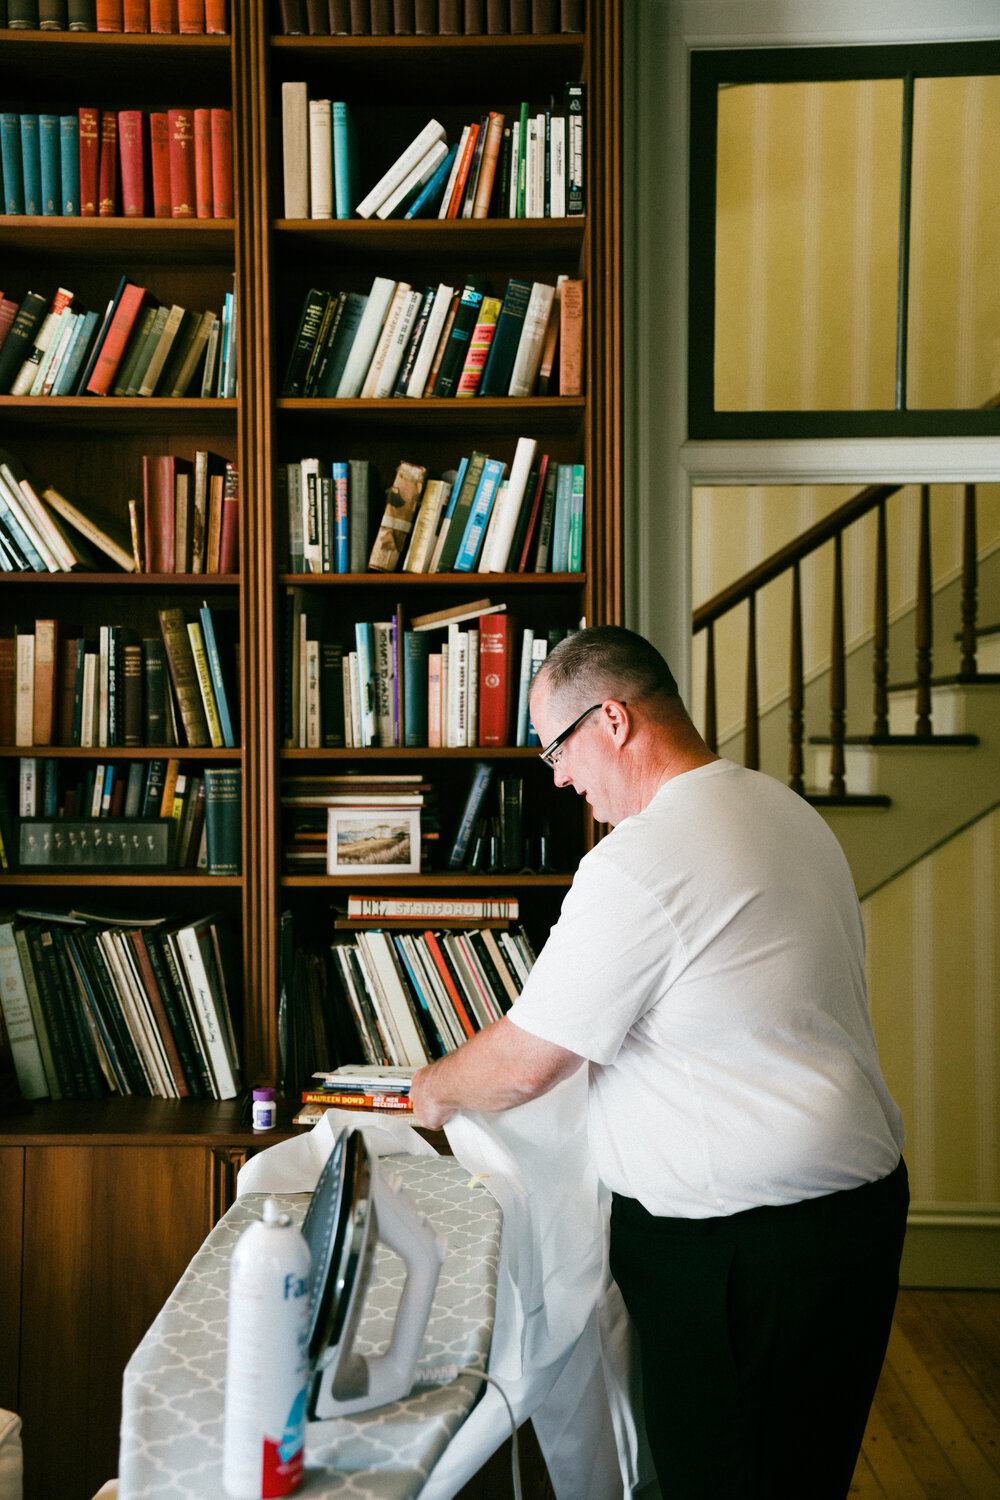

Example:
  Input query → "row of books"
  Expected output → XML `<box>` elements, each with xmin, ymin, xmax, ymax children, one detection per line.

<box><xmin>1</xmin><ymin>603</ymin><xmax>240</xmax><ymax>750</ymax></box>
<box><xmin>142</xmin><ymin>451</ymin><xmax>239</xmax><ymax>574</ymax></box>
<box><xmin>282</xmin><ymin>773</ymin><xmax>437</xmax><ymax>873</ymax></box>
<box><xmin>283</xmin><ymin>447</ymin><xmax>581</xmax><ymax>583</ymax></box>
<box><xmin>284</xmin><ymin>596</ymin><xmax>571</xmax><ymax>749</ymax></box>
<box><xmin>282</xmin><ymin>90</ymin><xmax>583</xmax><ymax>223</ymax></box>
<box><xmin>0</xmin><ymin>277</ymin><xmax>236</xmax><ymax>399</ymax></box>
<box><xmin>2</xmin><ymin>0</ymin><xmax>229</xmax><ymax>29</ymax></box>
<box><xmin>0</xmin><ymin>106</ymin><xmax>233</xmax><ymax>219</ymax></box>
<box><xmin>281</xmin><ymin>272</ymin><xmax>582</xmax><ymax>401</ymax></box>
<box><xmin>276</xmin><ymin>0</ymin><xmax>583</xmax><ymax>38</ymax></box>
<box><xmin>0</xmin><ymin>909</ymin><xmax>241</xmax><ymax>1101</ymax></box>
<box><xmin>5</xmin><ymin>757</ymin><xmax>241</xmax><ymax>873</ymax></box>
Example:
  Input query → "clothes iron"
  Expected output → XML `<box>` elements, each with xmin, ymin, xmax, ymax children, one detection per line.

<box><xmin>301</xmin><ymin>1126</ymin><xmax>446</xmax><ymax>1421</ymax></box>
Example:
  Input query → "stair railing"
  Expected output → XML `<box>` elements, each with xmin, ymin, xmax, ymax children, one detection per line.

<box><xmin>693</xmin><ymin>481</ymin><xmax>985</xmax><ymax>797</ymax></box>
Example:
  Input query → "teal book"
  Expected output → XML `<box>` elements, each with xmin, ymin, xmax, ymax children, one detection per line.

<box><xmin>331</xmin><ymin>101</ymin><xmax>359</xmax><ymax>218</ymax></box>
<box><xmin>1</xmin><ymin>114</ymin><xmax>24</xmax><ymax>214</ymax></box>
<box><xmin>402</xmin><ymin>630</ymin><xmax>429</xmax><ymax>746</ymax></box>
<box><xmin>550</xmin><ymin>462</ymin><xmax>574</xmax><ymax>572</ymax></box>
<box><xmin>198</xmin><ymin>602</ymin><xmax>238</xmax><ymax>749</ymax></box>
<box><xmin>479</xmin><ymin>277</ymin><xmax>531</xmax><ymax>396</ymax></box>
<box><xmin>19</xmin><ymin>115</ymin><xmax>41</xmax><ymax>215</ymax></box>
<box><xmin>434</xmin><ymin>451</ymin><xmax>488</xmax><ymax>572</ymax></box>
<box><xmin>39</xmin><ymin>114</ymin><xmax>61</xmax><ymax>215</ymax></box>
<box><xmin>60</xmin><ymin>114</ymin><xmax>80</xmax><ymax>214</ymax></box>
<box><xmin>404</xmin><ymin>143</ymin><xmax>457</xmax><ymax>219</ymax></box>
<box><xmin>568</xmin><ymin>463</ymin><xmax>585</xmax><ymax>571</ymax></box>
<box><xmin>453</xmin><ymin>457</ymin><xmax>505</xmax><ymax>571</ymax></box>
<box><xmin>203</xmin><ymin>766</ymin><xmax>242</xmax><ymax>876</ymax></box>
<box><xmin>53</xmin><ymin>308</ymin><xmax>99</xmax><ymax>394</ymax></box>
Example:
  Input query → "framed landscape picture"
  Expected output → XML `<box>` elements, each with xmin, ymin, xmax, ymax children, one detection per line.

<box><xmin>327</xmin><ymin>807</ymin><xmax>421</xmax><ymax>875</ymax></box>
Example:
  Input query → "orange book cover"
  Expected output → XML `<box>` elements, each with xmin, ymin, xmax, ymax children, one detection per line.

<box><xmin>149</xmin><ymin>112</ymin><xmax>171</xmax><ymax>218</ymax></box>
<box><xmin>167</xmin><ymin>108</ymin><xmax>196</xmax><ymax>218</ymax></box>
<box><xmin>178</xmin><ymin>0</ymin><xmax>205</xmax><ymax>29</ymax></box>
<box><xmin>193</xmin><ymin>108</ymin><xmax>213</xmax><ymax>218</ymax></box>
<box><xmin>97</xmin><ymin>110</ymin><xmax>119</xmax><ymax>216</ymax></box>
<box><xmin>421</xmin><ymin>931</ymin><xmax>477</xmax><ymax>1038</ymax></box>
<box><xmin>78</xmin><ymin>107</ymin><xmax>100</xmax><ymax>216</ymax></box>
<box><xmin>85</xmin><ymin>282</ymin><xmax>148</xmax><ymax>394</ymax></box>
<box><xmin>32</xmin><ymin>619</ymin><xmax>58</xmax><ymax>747</ymax></box>
<box><xmin>149</xmin><ymin>0</ymin><xmax>179</xmax><ymax>28</ymax></box>
<box><xmin>558</xmin><ymin>277</ymin><xmax>584</xmax><ymax>396</ymax></box>
<box><xmin>123</xmin><ymin>0</ymin><xmax>150</xmax><ymax>27</ymax></box>
<box><xmin>471</xmin><ymin>111</ymin><xmax>505</xmax><ymax>218</ymax></box>
<box><xmin>118</xmin><ymin>109</ymin><xmax>146</xmax><ymax>217</ymax></box>
<box><xmin>444</xmin><ymin>122</ymin><xmax>479</xmax><ymax>219</ymax></box>
<box><xmin>209</xmin><ymin>108</ymin><xmax>233</xmax><ymax>217</ymax></box>
<box><xmin>205</xmin><ymin>0</ymin><xmax>228</xmax><ymax>31</ymax></box>
<box><xmin>96</xmin><ymin>0</ymin><xmax>124</xmax><ymax>28</ymax></box>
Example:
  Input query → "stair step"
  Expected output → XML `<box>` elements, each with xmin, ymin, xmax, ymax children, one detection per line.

<box><xmin>805</xmin><ymin>793</ymin><xmax>892</xmax><ymax>808</ymax></box>
<box><xmin>808</xmin><ymin>734</ymin><xmax>979</xmax><ymax>747</ymax></box>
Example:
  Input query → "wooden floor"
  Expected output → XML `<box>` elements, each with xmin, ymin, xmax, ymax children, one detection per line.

<box><xmin>850</xmin><ymin>1290</ymin><xmax>1000</xmax><ymax>1498</ymax></box>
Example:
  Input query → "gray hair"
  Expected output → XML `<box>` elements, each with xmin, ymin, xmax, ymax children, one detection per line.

<box><xmin>531</xmin><ymin>625</ymin><xmax>679</xmax><ymax>714</ymax></box>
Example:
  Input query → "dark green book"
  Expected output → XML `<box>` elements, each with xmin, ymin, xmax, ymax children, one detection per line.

<box><xmin>479</xmin><ymin>277</ymin><xmax>532</xmax><ymax>396</ymax></box>
<box><xmin>203</xmin><ymin>766</ymin><xmax>242</xmax><ymax>876</ymax></box>
<box><xmin>402</xmin><ymin>630</ymin><xmax>429</xmax><ymax>746</ymax></box>
<box><xmin>281</xmin><ymin>288</ymin><xmax>330</xmax><ymax>397</ymax></box>
<box><xmin>320</xmin><ymin>639</ymin><xmax>345</xmax><ymax>747</ymax></box>
<box><xmin>431</xmin><ymin>276</ymin><xmax>487</xmax><ymax>397</ymax></box>
<box><xmin>434</xmin><ymin>451</ymin><xmax>488</xmax><ymax>573</ymax></box>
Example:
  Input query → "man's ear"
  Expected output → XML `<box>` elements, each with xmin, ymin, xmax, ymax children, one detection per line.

<box><xmin>603</xmin><ymin>698</ymin><xmax>631</xmax><ymax>747</ymax></box>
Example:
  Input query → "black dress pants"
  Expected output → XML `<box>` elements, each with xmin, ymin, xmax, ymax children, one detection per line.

<box><xmin>609</xmin><ymin>1159</ymin><xmax>909</xmax><ymax>1500</ymax></box>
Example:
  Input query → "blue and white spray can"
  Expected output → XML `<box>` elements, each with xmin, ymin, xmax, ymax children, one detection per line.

<box><xmin>222</xmin><ymin>1198</ymin><xmax>312</xmax><ymax>1498</ymax></box>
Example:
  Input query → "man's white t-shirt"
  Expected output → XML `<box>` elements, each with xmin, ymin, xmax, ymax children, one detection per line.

<box><xmin>508</xmin><ymin>760</ymin><xmax>905</xmax><ymax>1219</ymax></box>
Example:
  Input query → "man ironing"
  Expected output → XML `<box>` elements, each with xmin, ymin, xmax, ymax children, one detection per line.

<box><xmin>410</xmin><ymin>625</ymin><xmax>907</xmax><ymax>1499</ymax></box>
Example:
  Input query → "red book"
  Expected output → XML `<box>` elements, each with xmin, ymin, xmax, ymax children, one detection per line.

<box><xmin>193</xmin><ymin>108</ymin><xmax>213</xmax><ymax>218</ymax></box>
<box><xmin>123</xmin><ymin>0</ymin><xmax>150</xmax><ymax>26</ymax></box>
<box><xmin>209</xmin><ymin>108</ymin><xmax>233</xmax><ymax>217</ymax></box>
<box><xmin>168</xmin><ymin>108</ymin><xmax>196</xmax><ymax>218</ymax></box>
<box><xmin>78</xmin><ymin>107</ymin><xmax>100</xmax><ymax>217</ymax></box>
<box><xmin>445</xmin><ymin>122</ymin><xmax>479</xmax><ymax>219</ymax></box>
<box><xmin>478</xmin><ymin>613</ymin><xmax>517</xmax><ymax>745</ymax></box>
<box><xmin>515</xmin><ymin>453</ymin><xmax>549</xmax><ymax>572</ymax></box>
<box><xmin>149</xmin><ymin>112</ymin><xmax>171</xmax><ymax>218</ymax></box>
<box><xmin>143</xmin><ymin>455</ymin><xmax>191</xmax><ymax>574</ymax></box>
<box><xmin>149</xmin><ymin>0</ymin><xmax>179</xmax><ymax>26</ymax></box>
<box><xmin>205</xmin><ymin>0</ymin><xmax>228</xmax><ymax>31</ymax></box>
<box><xmin>98</xmin><ymin>111</ymin><xmax>119</xmax><ymax>216</ymax></box>
<box><xmin>0</xmin><ymin>639</ymin><xmax>14</xmax><ymax>746</ymax></box>
<box><xmin>118</xmin><ymin>110</ymin><xmax>146</xmax><ymax>217</ymax></box>
<box><xmin>85</xmin><ymin>282</ymin><xmax>148</xmax><ymax>394</ymax></box>
<box><xmin>219</xmin><ymin>461</ymin><xmax>239</xmax><ymax>573</ymax></box>
<box><xmin>178</xmin><ymin>0</ymin><xmax>205</xmax><ymax>28</ymax></box>
<box><xmin>421</xmin><ymin>931</ymin><xmax>477</xmax><ymax>1039</ymax></box>
<box><xmin>96</xmin><ymin>0</ymin><xmax>124</xmax><ymax>27</ymax></box>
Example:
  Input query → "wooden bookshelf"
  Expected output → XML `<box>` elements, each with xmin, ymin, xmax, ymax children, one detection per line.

<box><xmin>0</xmin><ymin>6</ymin><xmax>622</xmax><ymax>1496</ymax></box>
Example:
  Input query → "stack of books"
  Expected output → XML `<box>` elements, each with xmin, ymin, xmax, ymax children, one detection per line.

<box><xmin>0</xmin><ymin>278</ymin><xmax>235</xmax><ymax>400</ymax></box>
<box><xmin>0</xmin><ymin>105</ymin><xmax>233</xmax><ymax>219</ymax></box>
<box><xmin>295</xmin><ymin>1066</ymin><xmax>415</xmax><ymax>1124</ymax></box>
<box><xmin>274</xmin><ymin>0</ymin><xmax>583</xmax><ymax>36</ymax></box>
<box><xmin>281</xmin><ymin>272</ymin><xmax>583</xmax><ymax>400</ymax></box>
<box><xmin>1</xmin><ymin>2</ymin><xmax>229</xmax><ymax>32</ymax></box>
<box><xmin>281</xmin><ymin>772</ymin><xmax>436</xmax><ymax>874</ymax></box>
<box><xmin>0</xmin><ymin>908</ymin><xmax>241</xmax><ymax>1102</ymax></box>
<box><xmin>2</xmin><ymin>603</ymin><xmax>240</xmax><ymax>752</ymax></box>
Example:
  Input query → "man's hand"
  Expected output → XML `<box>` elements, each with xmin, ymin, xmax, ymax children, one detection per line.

<box><xmin>406</xmin><ymin>1017</ymin><xmax>584</xmax><ymax>1129</ymax></box>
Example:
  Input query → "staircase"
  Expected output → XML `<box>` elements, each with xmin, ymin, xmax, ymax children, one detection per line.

<box><xmin>694</xmin><ymin>481</ymin><xmax>1000</xmax><ymax>899</ymax></box>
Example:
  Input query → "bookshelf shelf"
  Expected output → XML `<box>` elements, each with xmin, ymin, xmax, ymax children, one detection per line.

<box><xmin>277</xmin><ymin>570</ymin><xmax>584</xmax><ymax>587</ymax></box>
<box><xmin>0</xmin><ymin>219</ymin><xmax>235</xmax><ymax>259</ymax></box>
<box><xmin>1</xmin><ymin>873</ymin><xmax>242</xmax><ymax>887</ymax></box>
<box><xmin>276</xmin><ymin>396</ymin><xmax>585</xmax><ymax>432</ymax></box>
<box><xmin>0</xmin><ymin>397</ymin><xmax>238</xmax><ymax>431</ymax></box>
<box><xmin>272</xmin><ymin>218</ymin><xmax>585</xmax><ymax>257</ymax></box>
<box><xmin>0</xmin><ymin>746</ymin><xmax>241</xmax><ymax>760</ymax></box>
<box><xmin>0</xmin><ymin>573</ymin><xmax>240</xmax><ymax>587</ymax></box>
<box><xmin>283</xmin><ymin>872</ymin><xmax>574</xmax><ymax>889</ymax></box>
<box><xmin>280</xmin><ymin>745</ymin><xmax>543</xmax><ymax>760</ymax></box>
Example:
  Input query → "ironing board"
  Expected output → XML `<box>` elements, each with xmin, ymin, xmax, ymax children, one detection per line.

<box><xmin>117</xmin><ymin>1153</ymin><xmax>503</xmax><ymax>1499</ymax></box>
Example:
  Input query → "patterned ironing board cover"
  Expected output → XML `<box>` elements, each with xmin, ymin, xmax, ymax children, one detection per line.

<box><xmin>118</xmin><ymin>1153</ymin><xmax>503</xmax><ymax>1499</ymax></box>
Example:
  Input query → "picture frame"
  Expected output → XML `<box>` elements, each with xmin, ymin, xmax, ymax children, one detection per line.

<box><xmin>326</xmin><ymin>806</ymin><xmax>421</xmax><ymax>875</ymax></box>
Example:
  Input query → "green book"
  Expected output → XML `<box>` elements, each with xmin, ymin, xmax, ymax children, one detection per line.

<box><xmin>434</xmin><ymin>451</ymin><xmax>488</xmax><ymax>573</ymax></box>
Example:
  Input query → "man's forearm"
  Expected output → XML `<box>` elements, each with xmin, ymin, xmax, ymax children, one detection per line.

<box><xmin>409</xmin><ymin>1017</ymin><xmax>583</xmax><ymax>1128</ymax></box>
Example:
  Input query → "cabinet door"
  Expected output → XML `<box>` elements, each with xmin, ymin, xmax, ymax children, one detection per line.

<box><xmin>20</xmin><ymin>1145</ymin><xmax>213</xmax><ymax>1500</ymax></box>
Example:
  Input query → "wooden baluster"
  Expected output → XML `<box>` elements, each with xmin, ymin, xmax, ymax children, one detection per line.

<box><xmin>789</xmin><ymin>561</ymin><xmax>804</xmax><ymax>794</ymax></box>
<box><xmin>829</xmin><ymin>534</ymin><xmax>846</xmax><ymax>795</ymax></box>
<box><xmin>873</xmin><ymin>499</ymin><xmax>889</xmax><ymax>735</ymax></box>
<box><xmin>704</xmin><ymin>620</ymin><xmax>718</xmax><ymax>753</ymax></box>
<box><xmin>960</xmin><ymin>482</ymin><xmax>978</xmax><ymax>679</ymax></box>
<box><xmin>745</xmin><ymin>593</ymin><xmax>759</xmax><ymax>770</ymax></box>
<box><xmin>916</xmin><ymin>483</ymin><xmax>933</xmax><ymax>734</ymax></box>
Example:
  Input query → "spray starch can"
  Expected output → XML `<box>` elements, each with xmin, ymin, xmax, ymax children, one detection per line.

<box><xmin>222</xmin><ymin>1198</ymin><xmax>312</xmax><ymax>1498</ymax></box>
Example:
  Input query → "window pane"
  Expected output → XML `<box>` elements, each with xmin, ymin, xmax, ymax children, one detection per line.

<box><xmin>908</xmin><ymin>76</ymin><xmax>1000</xmax><ymax>410</ymax></box>
<box><xmin>714</xmin><ymin>80</ymin><xmax>902</xmax><ymax>411</ymax></box>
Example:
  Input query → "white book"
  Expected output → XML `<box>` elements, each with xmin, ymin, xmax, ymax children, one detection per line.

<box><xmin>174</xmin><ymin>921</ymin><xmax>239</xmax><ymax>1100</ymax></box>
<box><xmin>507</xmin><ymin>282</ymin><xmax>555</xmax><ymax>398</ymax></box>
<box><xmin>360</xmin><ymin>282</ymin><xmax>412</xmax><ymax>398</ymax></box>
<box><xmin>342</xmin><ymin>654</ymin><xmax>355</xmax><ymax>748</ymax></box>
<box><xmin>405</xmin><ymin>282</ymin><xmax>455</xmax><ymax>398</ymax></box>
<box><xmin>373</xmin><ymin>286</ymin><xmax>422</xmax><ymax>397</ymax></box>
<box><xmin>527</xmin><ymin>634</ymin><xmax>548</xmax><ymax>743</ymax></box>
<box><xmin>376</xmin><ymin>137</ymin><xmax>448</xmax><ymax>221</ymax></box>
<box><xmin>356</xmin><ymin>931</ymin><xmax>430</xmax><ymax>1067</ymax></box>
<box><xmin>0</xmin><ymin>467</ymin><xmax>61</xmax><ymax>572</ymax></box>
<box><xmin>480</xmin><ymin>436</ymin><xmax>538</xmax><ymax>573</ymax></box>
<box><xmin>9</xmin><ymin>469</ymin><xmax>78</xmax><ymax>572</ymax></box>
<box><xmin>515</xmin><ymin>627</ymin><xmax>535</xmax><ymax>746</ymax></box>
<box><xmin>0</xmin><ymin>920</ymin><xmax>49</xmax><ymax>1099</ymax></box>
<box><xmin>335</xmin><ymin>275</ymin><xmax>397</xmax><ymax>398</ymax></box>
<box><xmin>346</xmin><ymin>651</ymin><xmax>361</xmax><ymax>747</ymax></box>
<box><xmin>477</xmin><ymin>478</ymin><xmax>509</xmax><ymax>573</ymax></box>
<box><xmin>305</xmin><ymin>636</ymin><xmax>321</xmax><ymax>747</ymax></box>
<box><xmin>371</xmin><ymin>620</ymin><xmax>396</xmax><ymax>746</ymax></box>
<box><xmin>403</xmin><ymin>478</ymin><xmax>450</xmax><ymax>572</ymax></box>
<box><xmin>15</xmin><ymin>634</ymin><xmax>34</xmax><ymax>746</ymax></box>
<box><xmin>355</xmin><ymin>118</ymin><xmax>447</xmax><ymax>220</ymax></box>
<box><xmin>97</xmin><ymin>625</ymin><xmax>110</xmax><ymax>747</ymax></box>
<box><xmin>449</xmin><ymin>625</ymin><xmax>468</xmax><ymax>748</ymax></box>
<box><xmin>525</xmin><ymin>117</ymin><xmax>541</xmax><ymax>218</ymax></box>
<box><xmin>549</xmin><ymin>114</ymin><xmax>566</xmax><ymax>217</ymax></box>
<box><xmin>299</xmin><ymin>457</ymin><xmax>326</xmax><ymax>573</ymax></box>
<box><xmin>308</xmin><ymin>98</ymin><xmax>333</xmax><ymax>219</ymax></box>
<box><xmin>80</xmin><ymin>651</ymin><xmax>97</xmax><ymax>747</ymax></box>
<box><xmin>437</xmin><ymin>124</ymin><xmax>470</xmax><ymax>219</ymax></box>
<box><xmin>33</xmin><ymin>307</ymin><xmax>76</xmax><ymax>396</ymax></box>
<box><xmin>508</xmin><ymin>120</ymin><xmax>520</xmax><ymax>216</ymax></box>
<box><xmin>466</xmin><ymin>626</ymin><xmax>479</xmax><ymax>745</ymax></box>
<box><xmin>282</xmin><ymin>80</ymin><xmax>310</xmax><ymax>219</ymax></box>
<box><xmin>18</xmin><ymin>757</ymin><xmax>37</xmax><ymax>817</ymax></box>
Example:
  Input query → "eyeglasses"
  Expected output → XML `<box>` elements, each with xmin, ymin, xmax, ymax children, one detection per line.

<box><xmin>538</xmin><ymin>703</ymin><xmax>605</xmax><ymax>768</ymax></box>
